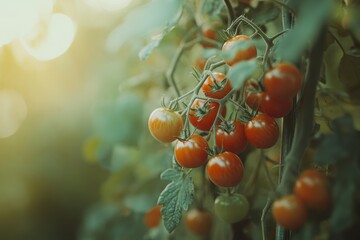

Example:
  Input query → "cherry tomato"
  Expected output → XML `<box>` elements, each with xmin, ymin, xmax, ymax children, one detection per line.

<box><xmin>143</xmin><ymin>205</ymin><xmax>162</xmax><ymax>229</ymax></box>
<box><xmin>222</xmin><ymin>35</ymin><xmax>257</xmax><ymax>66</ymax></box>
<box><xmin>201</xmin><ymin>72</ymin><xmax>232</xmax><ymax>99</ymax></box>
<box><xmin>214</xmin><ymin>194</ymin><xmax>249</xmax><ymax>223</ymax></box>
<box><xmin>272</xmin><ymin>194</ymin><xmax>307</xmax><ymax>230</ymax></box>
<box><xmin>185</xmin><ymin>209</ymin><xmax>213</xmax><ymax>236</ymax></box>
<box><xmin>295</xmin><ymin>169</ymin><xmax>332</xmax><ymax>211</ymax></box>
<box><xmin>245</xmin><ymin>92</ymin><xmax>262</xmax><ymax>110</ymax></box>
<box><xmin>215</xmin><ymin>120</ymin><xmax>247</xmax><ymax>154</ymax></box>
<box><xmin>201</xmin><ymin>26</ymin><xmax>217</xmax><ymax>48</ymax></box>
<box><xmin>262</xmin><ymin>92</ymin><xmax>293</xmax><ymax>118</ymax></box>
<box><xmin>206</xmin><ymin>152</ymin><xmax>244</xmax><ymax>187</ymax></box>
<box><xmin>174</xmin><ymin>134</ymin><xmax>209</xmax><ymax>168</ymax></box>
<box><xmin>148</xmin><ymin>107</ymin><xmax>183</xmax><ymax>143</ymax></box>
<box><xmin>263</xmin><ymin>63</ymin><xmax>302</xmax><ymax>99</ymax></box>
<box><xmin>189</xmin><ymin>99</ymin><xmax>226</xmax><ymax>131</ymax></box>
<box><xmin>245</xmin><ymin>114</ymin><xmax>279</xmax><ymax>148</ymax></box>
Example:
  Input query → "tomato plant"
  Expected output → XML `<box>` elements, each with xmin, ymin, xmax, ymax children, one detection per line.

<box><xmin>148</xmin><ymin>107</ymin><xmax>183</xmax><ymax>143</ymax></box>
<box><xmin>88</xmin><ymin>0</ymin><xmax>360</xmax><ymax>239</ymax></box>
<box><xmin>245</xmin><ymin>113</ymin><xmax>279</xmax><ymax>148</ymax></box>
<box><xmin>206</xmin><ymin>151</ymin><xmax>244</xmax><ymax>187</ymax></box>
<box><xmin>174</xmin><ymin>134</ymin><xmax>209</xmax><ymax>168</ymax></box>
<box><xmin>295</xmin><ymin>169</ymin><xmax>332</xmax><ymax>211</ymax></box>
<box><xmin>272</xmin><ymin>195</ymin><xmax>307</xmax><ymax>230</ymax></box>
<box><xmin>201</xmin><ymin>72</ymin><xmax>232</xmax><ymax>99</ymax></box>
<box><xmin>263</xmin><ymin>63</ymin><xmax>303</xmax><ymax>99</ymax></box>
<box><xmin>184</xmin><ymin>208</ymin><xmax>213</xmax><ymax>236</ymax></box>
<box><xmin>215</xmin><ymin>120</ymin><xmax>247</xmax><ymax>154</ymax></box>
<box><xmin>189</xmin><ymin>99</ymin><xmax>226</xmax><ymax>132</ymax></box>
<box><xmin>214</xmin><ymin>194</ymin><xmax>250</xmax><ymax>223</ymax></box>
<box><xmin>222</xmin><ymin>34</ymin><xmax>257</xmax><ymax>66</ymax></box>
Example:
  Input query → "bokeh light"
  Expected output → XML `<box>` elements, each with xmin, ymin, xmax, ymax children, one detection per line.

<box><xmin>21</xmin><ymin>13</ymin><xmax>76</xmax><ymax>61</ymax></box>
<box><xmin>0</xmin><ymin>90</ymin><xmax>27</xmax><ymax>138</ymax></box>
<box><xmin>0</xmin><ymin>0</ymin><xmax>54</xmax><ymax>47</ymax></box>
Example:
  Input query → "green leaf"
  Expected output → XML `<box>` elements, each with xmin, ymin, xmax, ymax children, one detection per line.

<box><xmin>106</xmin><ymin>0</ymin><xmax>182</xmax><ymax>52</ymax></box>
<box><xmin>139</xmin><ymin>27</ymin><xmax>173</xmax><ymax>61</ymax></box>
<box><xmin>273</xmin><ymin>0</ymin><xmax>332</xmax><ymax>62</ymax></box>
<box><xmin>246</xmin><ymin>3</ymin><xmax>280</xmax><ymax>26</ymax></box>
<box><xmin>339</xmin><ymin>53</ymin><xmax>360</xmax><ymax>102</ymax></box>
<box><xmin>227</xmin><ymin>59</ymin><xmax>258</xmax><ymax>90</ymax></box>
<box><xmin>160</xmin><ymin>168</ymin><xmax>182</xmax><ymax>181</ymax></box>
<box><xmin>158</xmin><ymin>168</ymin><xmax>194</xmax><ymax>233</ymax></box>
<box><xmin>202</xmin><ymin>0</ymin><xmax>224</xmax><ymax>16</ymax></box>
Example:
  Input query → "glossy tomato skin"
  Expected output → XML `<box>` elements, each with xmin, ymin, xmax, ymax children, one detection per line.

<box><xmin>189</xmin><ymin>99</ymin><xmax>226</xmax><ymax>131</ymax></box>
<box><xmin>295</xmin><ymin>170</ymin><xmax>332</xmax><ymax>211</ymax></box>
<box><xmin>148</xmin><ymin>108</ymin><xmax>183</xmax><ymax>143</ymax></box>
<box><xmin>216</xmin><ymin>120</ymin><xmax>247</xmax><ymax>154</ymax></box>
<box><xmin>201</xmin><ymin>72</ymin><xmax>232</xmax><ymax>99</ymax></box>
<box><xmin>222</xmin><ymin>35</ymin><xmax>257</xmax><ymax>66</ymax></box>
<box><xmin>206</xmin><ymin>152</ymin><xmax>244</xmax><ymax>187</ymax></box>
<box><xmin>143</xmin><ymin>205</ymin><xmax>162</xmax><ymax>229</ymax></box>
<box><xmin>272</xmin><ymin>195</ymin><xmax>307</xmax><ymax>230</ymax></box>
<box><xmin>245</xmin><ymin>92</ymin><xmax>262</xmax><ymax>110</ymax></box>
<box><xmin>264</xmin><ymin>63</ymin><xmax>302</xmax><ymax>99</ymax></box>
<box><xmin>245</xmin><ymin>114</ymin><xmax>279</xmax><ymax>148</ymax></box>
<box><xmin>174</xmin><ymin>134</ymin><xmax>209</xmax><ymax>168</ymax></box>
<box><xmin>185</xmin><ymin>209</ymin><xmax>213</xmax><ymax>236</ymax></box>
<box><xmin>214</xmin><ymin>194</ymin><xmax>250</xmax><ymax>223</ymax></box>
<box><xmin>261</xmin><ymin>92</ymin><xmax>293</xmax><ymax>118</ymax></box>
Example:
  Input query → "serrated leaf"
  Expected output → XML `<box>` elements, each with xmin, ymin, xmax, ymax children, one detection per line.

<box><xmin>339</xmin><ymin>53</ymin><xmax>360</xmax><ymax>101</ymax></box>
<box><xmin>227</xmin><ymin>59</ymin><xmax>258</xmax><ymax>90</ymax></box>
<box><xmin>157</xmin><ymin>170</ymin><xmax>194</xmax><ymax>233</ymax></box>
<box><xmin>160</xmin><ymin>168</ymin><xmax>182</xmax><ymax>181</ymax></box>
<box><xmin>273</xmin><ymin>0</ymin><xmax>332</xmax><ymax>62</ymax></box>
<box><xmin>202</xmin><ymin>0</ymin><xmax>224</xmax><ymax>16</ymax></box>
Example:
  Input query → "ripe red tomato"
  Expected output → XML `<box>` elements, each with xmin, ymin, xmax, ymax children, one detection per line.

<box><xmin>143</xmin><ymin>205</ymin><xmax>162</xmax><ymax>229</ymax></box>
<box><xmin>215</xmin><ymin>120</ymin><xmax>247</xmax><ymax>154</ymax></box>
<box><xmin>295</xmin><ymin>169</ymin><xmax>332</xmax><ymax>211</ymax></box>
<box><xmin>214</xmin><ymin>194</ymin><xmax>249</xmax><ymax>223</ymax></box>
<box><xmin>263</xmin><ymin>63</ymin><xmax>302</xmax><ymax>99</ymax></box>
<box><xmin>201</xmin><ymin>72</ymin><xmax>232</xmax><ymax>99</ymax></box>
<box><xmin>261</xmin><ymin>92</ymin><xmax>293</xmax><ymax>118</ymax></box>
<box><xmin>148</xmin><ymin>108</ymin><xmax>183</xmax><ymax>143</ymax></box>
<box><xmin>189</xmin><ymin>99</ymin><xmax>226</xmax><ymax>131</ymax></box>
<box><xmin>174</xmin><ymin>134</ymin><xmax>209</xmax><ymax>168</ymax></box>
<box><xmin>206</xmin><ymin>152</ymin><xmax>244</xmax><ymax>187</ymax></box>
<box><xmin>245</xmin><ymin>114</ymin><xmax>279</xmax><ymax>148</ymax></box>
<box><xmin>245</xmin><ymin>92</ymin><xmax>262</xmax><ymax>110</ymax></box>
<box><xmin>201</xmin><ymin>26</ymin><xmax>217</xmax><ymax>48</ymax></box>
<box><xmin>222</xmin><ymin>35</ymin><xmax>257</xmax><ymax>66</ymax></box>
<box><xmin>272</xmin><ymin>195</ymin><xmax>307</xmax><ymax>230</ymax></box>
<box><xmin>185</xmin><ymin>209</ymin><xmax>213</xmax><ymax>236</ymax></box>
<box><xmin>246</xmin><ymin>92</ymin><xmax>292</xmax><ymax>118</ymax></box>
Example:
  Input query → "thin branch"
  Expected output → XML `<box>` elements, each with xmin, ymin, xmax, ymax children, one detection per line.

<box><xmin>223</xmin><ymin>0</ymin><xmax>235</xmax><ymax>27</ymax></box>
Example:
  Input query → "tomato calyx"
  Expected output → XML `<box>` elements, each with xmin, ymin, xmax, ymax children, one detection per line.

<box><xmin>190</xmin><ymin>101</ymin><xmax>215</xmax><ymax>122</ymax></box>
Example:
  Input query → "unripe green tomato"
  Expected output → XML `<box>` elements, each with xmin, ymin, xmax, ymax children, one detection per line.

<box><xmin>214</xmin><ymin>194</ymin><xmax>249</xmax><ymax>223</ymax></box>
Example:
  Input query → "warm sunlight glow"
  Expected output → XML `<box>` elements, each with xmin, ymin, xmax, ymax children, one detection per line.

<box><xmin>0</xmin><ymin>0</ymin><xmax>54</xmax><ymax>47</ymax></box>
<box><xmin>0</xmin><ymin>90</ymin><xmax>27</xmax><ymax>138</ymax></box>
<box><xmin>84</xmin><ymin>0</ymin><xmax>132</xmax><ymax>11</ymax></box>
<box><xmin>21</xmin><ymin>13</ymin><xmax>76</xmax><ymax>61</ymax></box>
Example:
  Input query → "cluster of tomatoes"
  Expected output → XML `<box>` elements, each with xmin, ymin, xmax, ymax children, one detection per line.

<box><xmin>147</xmin><ymin>32</ymin><xmax>304</xmax><ymax>235</ymax></box>
<box><xmin>272</xmin><ymin>169</ymin><xmax>332</xmax><ymax>230</ymax></box>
